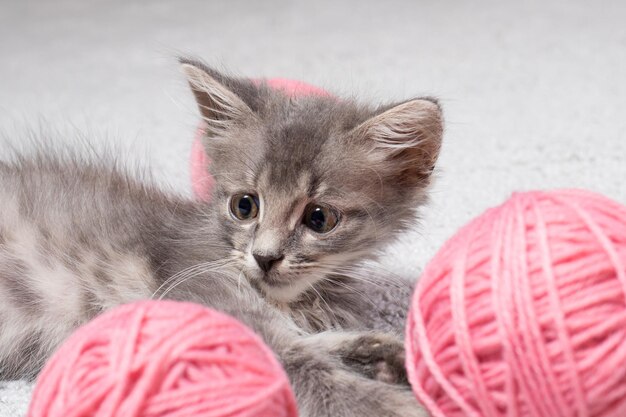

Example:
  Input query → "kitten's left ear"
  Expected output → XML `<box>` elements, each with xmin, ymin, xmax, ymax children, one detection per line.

<box><xmin>180</xmin><ymin>60</ymin><xmax>257</xmax><ymax>135</ymax></box>
<box><xmin>352</xmin><ymin>98</ymin><xmax>443</xmax><ymax>186</ymax></box>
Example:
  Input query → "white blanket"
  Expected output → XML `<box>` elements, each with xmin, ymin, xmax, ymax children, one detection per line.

<box><xmin>1</xmin><ymin>0</ymin><xmax>625</xmax><ymax>413</ymax></box>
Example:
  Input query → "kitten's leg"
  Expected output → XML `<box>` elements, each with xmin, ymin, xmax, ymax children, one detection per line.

<box><xmin>282</xmin><ymin>338</ymin><xmax>426</xmax><ymax>417</ymax></box>
<box><xmin>184</xmin><ymin>284</ymin><xmax>424</xmax><ymax>416</ymax></box>
<box><xmin>205</xmin><ymin>286</ymin><xmax>409</xmax><ymax>385</ymax></box>
<box><xmin>247</xmin><ymin>321</ymin><xmax>422</xmax><ymax>416</ymax></box>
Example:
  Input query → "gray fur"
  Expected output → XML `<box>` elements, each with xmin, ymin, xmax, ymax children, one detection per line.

<box><xmin>0</xmin><ymin>60</ymin><xmax>442</xmax><ymax>417</ymax></box>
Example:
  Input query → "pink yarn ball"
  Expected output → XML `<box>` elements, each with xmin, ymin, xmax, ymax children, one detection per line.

<box><xmin>406</xmin><ymin>189</ymin><xmax>626</xmax><ymax>417</ymax></box>
<box><xmin>28</xmin><ymin>300</ymin><xmax>298</xmax><ymax>417</ymax></box>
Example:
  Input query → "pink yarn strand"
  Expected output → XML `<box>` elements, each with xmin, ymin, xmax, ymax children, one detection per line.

<box><xmin>557</xmin><ymin>195</ymin><xmax>626</xmax><ymax>310</ymax></box>
<box><xmin>532</xmin><ymin>194</ymin><xmax>588</xmax><ymax>417</ymax></box>
<box><xmin>497</xmin><ymin>200</ymin><xmax>533</xmax><ymax>417</ymax></box>
<box><xmin>110</xmin><ymin>307</ymin><xmax>148</xmax><ymax>417</ymax></box>
<box><xmin>514</xmin><ymin>195</ymin><xmax>569</xmax><ymax>417</ymax></box>
<box><xmin>451</xmin><ymin>222</ymin><xmax>498</xmax><ymax>417</ymax></box>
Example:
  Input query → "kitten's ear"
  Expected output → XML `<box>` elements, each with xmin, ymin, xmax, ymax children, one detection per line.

<box><xmin>180</xmin><ymin>60</ymin><xmax>256</xmax><ymax>135</ymax></box>
<box><xmin>352</xmin><ymin>98</ymin><xmax>443</xmax><ymax>186</ymax></box>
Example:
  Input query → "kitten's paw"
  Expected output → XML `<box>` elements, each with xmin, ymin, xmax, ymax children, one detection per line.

<box><xmin>301</xmin><ymin>330</ymin><xmax>409</xmax><ymax>385</ymax></box>
<box><xmin>340</xmin><ymin>333</ymin><xmax>408</xmax><ymax>385</ymax></box>
<box><xmin>283</xmin><ymin>339</ymin><xmax>424</xmax><ymax>417</ymax></box>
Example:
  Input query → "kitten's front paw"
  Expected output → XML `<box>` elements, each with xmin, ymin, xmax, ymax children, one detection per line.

<box><xmin>338</xmin><ymin>333</ymin><xmax>408</xmax><ymax>385</ymax></box>
<box><xmin>285</xmin><ymin>337</ymin><xmax>424</xmax><ymax>417</ymax></box>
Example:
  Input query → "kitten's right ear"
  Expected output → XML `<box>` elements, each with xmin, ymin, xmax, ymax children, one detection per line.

<box><xmin>351</xmin><ymin>98</ymin><xmax>443</xmax><ymax>188</ymax></box>
<box><xmin>180</xmin><ymin>60</ymin><xmax>255</xmax><ymax>135</ymax></box>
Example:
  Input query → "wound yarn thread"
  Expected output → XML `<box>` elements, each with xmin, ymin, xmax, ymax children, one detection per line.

<box><xmin>28</xmin><ymin>300</ymin><xmax>298</xmax><ymax>417</ymax></box>
<box><xmin>406</xmin><ymin>189</ymin><xmax>626</xmax><ymax>417</ymax></box>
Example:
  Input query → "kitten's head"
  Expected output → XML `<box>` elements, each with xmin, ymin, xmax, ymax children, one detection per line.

<box><xmin>181</xmin><ymin>59</ymin><xmax>443</xmax><ymax>303</ymax></box>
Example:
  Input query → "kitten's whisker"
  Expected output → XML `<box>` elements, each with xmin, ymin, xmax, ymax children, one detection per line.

<box><xmin>154</xmin><ymin>261</ymin><xmax>222</xmax><ymax>298</ymax></box>
<box><xmin>331</xmin><ymin>268</ymin><xmax>401</xmax><ymax>289</ymax></box>
<box><xmin>319</xmin><ymin>258</ymin><xmax>412</xmax><ymax>287</ymax></box>
<box><xmin>320</xmin><ymin>276</ymin><xmax>375</xmax><ymax>306</ymax></box>
<box><xmin>322</xmin><ymin>269</ymin><xmax>394</xmax><ymax>291</ymax></box>
<box><xmin>322</xmin><ymin>272</ymin><xmax>383</xmax><ymax>291</ymax></box>
<box><xmin>236</xmin><ymin>265</ymin><xmax>246</xmax><ymax>296</ymax></box>
<box><xmin>152</xmin><ymin>258</ymin><xmax>235</xmax><ymax>299</ymax></box>
<box><xmin>289</xmin><ymin>258</ymin><xmax>400</xmax><ymax>293</ymax></box>
<box><xmin>354</xmin><ymin>262</ymin><xmax>415</xmax><ymax>283</ymax></box>
<box><xmin>306</xmin><ymin>282</ymin><xmax>338</xmax><ymax>324</ymax></box>
<box><xmin>158</xmin><ymin>261</ymin><xmax>238</xmax><ymax>300</ymax></box>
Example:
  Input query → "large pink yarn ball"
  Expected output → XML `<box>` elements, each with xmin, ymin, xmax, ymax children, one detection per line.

<box><xmin>406</xmin><ymin>189</ymin><xmax>626</xmax><ymax>417</ymax></box>
<box><xmin>28</xmin><ymin>300</ymin><xmax>298</xmax><ymax>417</ymax></box>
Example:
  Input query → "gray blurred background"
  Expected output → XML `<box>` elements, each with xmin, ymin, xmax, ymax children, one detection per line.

<box><xmin>1</xmin><ymin>0</ymin><xmax>625</xmax><ymax>412</ymax></box>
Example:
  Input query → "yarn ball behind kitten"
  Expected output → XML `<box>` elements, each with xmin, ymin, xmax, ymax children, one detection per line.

<box><xmin>406</xmin><ymin>189</ymin><xmax>626</xmax><ymax>417</ymax></box>
<box><xmin>28</xmin><ymin>300</ymin><xmax>298</xmax><ymax>417</ymax></box>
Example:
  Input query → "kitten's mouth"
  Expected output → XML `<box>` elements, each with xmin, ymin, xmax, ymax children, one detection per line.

<box><xmin>244</xmin><ymin>268</ymin><xmax>320</xmax><ymax>303</ymax></box>
<box><xmin>248</xmin><ymin>269</ymin><xmax>291</xmax><ymax>288</ymax></box>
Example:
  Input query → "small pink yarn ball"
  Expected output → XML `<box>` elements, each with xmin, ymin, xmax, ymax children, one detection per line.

<box><xmin>28</xmin><ymin>300</ymin><xmax>298</xmax><ymax>417</ymax></box>
<box><xmin>406</xmin><ymin>189</ymin><xmax>626</xmax><ymax>417</ymax></box>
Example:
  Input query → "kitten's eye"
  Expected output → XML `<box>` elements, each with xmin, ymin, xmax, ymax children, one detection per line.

<box><xmin>303</xmin><ymin>204</ymin><xmax>339</xmax><ymax>234</ymax></box>
<box><xmin>230</xmin><ymin>193</ymin><xmax>259</xmax><ymax>220</ymax></box>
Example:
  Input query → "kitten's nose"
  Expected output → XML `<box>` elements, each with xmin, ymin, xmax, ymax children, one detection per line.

<box><xmin>253</xmin><ymin>253</ymin><xmax>284</xmax><ymax>273</ymax></box>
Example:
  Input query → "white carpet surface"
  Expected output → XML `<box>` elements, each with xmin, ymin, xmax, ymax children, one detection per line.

<box><xmin>1</xmin><ymin>0</ymin><xmax>625</xmax><ymax>413</ymax></box>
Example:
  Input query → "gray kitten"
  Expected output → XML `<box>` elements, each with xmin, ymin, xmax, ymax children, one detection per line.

<box><xmin>0</xmin><ymin>59</ymin><xmax>442</xmax><ymax>417</ymax></box>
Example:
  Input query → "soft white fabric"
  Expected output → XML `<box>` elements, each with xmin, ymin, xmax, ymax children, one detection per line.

<box><xmin>1</xmin><ymin>0</ymin><xmax>625</xmax><ymax>413</ymax></box>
